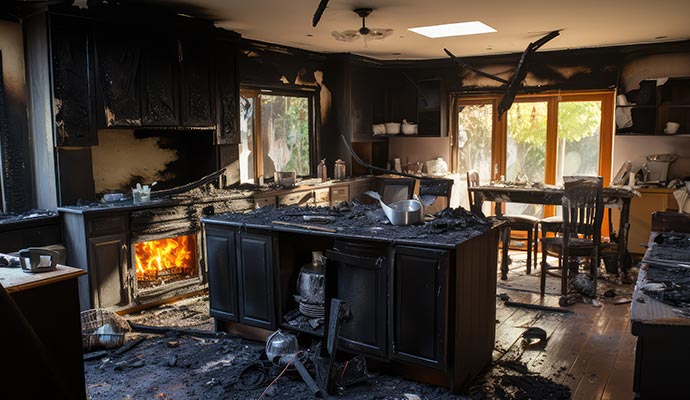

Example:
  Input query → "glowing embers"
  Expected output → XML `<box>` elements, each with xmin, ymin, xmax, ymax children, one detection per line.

<box><xmin>135</xmin><ymin>234</ymin><xmax>197</xmax><ymax>289</ymax></box>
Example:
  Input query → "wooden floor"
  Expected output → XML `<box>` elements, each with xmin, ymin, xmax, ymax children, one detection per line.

<box><xmin>492</xmin><ymin>255</ymin><xmax>636</xmax><ymax>400</ymax></box>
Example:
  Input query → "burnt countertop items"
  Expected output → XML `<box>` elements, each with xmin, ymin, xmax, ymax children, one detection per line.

<box><xmin>202</xmin><ymin>202</ymin><xmax>493</xmax><ymax>249</ymax></box>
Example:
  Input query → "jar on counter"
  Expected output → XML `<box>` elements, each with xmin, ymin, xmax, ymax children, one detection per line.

<box><xmin>334</xmin><ymin>159</ymin><xmax>346</xmax><ymax>180</ymax></box>
<box><xmin>317</xmin><ymin>159</ymin><xmax>327</xmax><ymax>182</ymax></box>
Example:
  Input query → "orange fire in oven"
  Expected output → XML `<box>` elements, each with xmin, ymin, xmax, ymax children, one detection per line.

<box><xmin>135</xmin><ymin>234</ymin><xmax>196</xmax><ymax>282</ymax></box>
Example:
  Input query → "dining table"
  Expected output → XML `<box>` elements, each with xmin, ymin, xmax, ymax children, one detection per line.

<box><xmin>467</xmin><ymin>183</ymin><xmax>639</xmax><ymax>277</ymax></box>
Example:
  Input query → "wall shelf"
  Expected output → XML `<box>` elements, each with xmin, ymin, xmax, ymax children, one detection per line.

<box><xmin>616</xmin><ymin>77</ymin><xmax>690</xmax><ymax>135</ymax></box>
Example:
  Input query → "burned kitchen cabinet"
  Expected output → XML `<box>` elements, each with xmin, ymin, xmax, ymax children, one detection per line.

<box><xmin>391</xmin><ymin>246</ymin><xmax>447</xmax><ymax>369</ymax></box>
<box><xmin>94</xmin><ymin>26</ymin><xmax>143</xmax><ymax>127</ymax></box>
<box><xmin>215</xmin><ymin>38</ymin><xmax>240</xmax><ymax>144</ymax></box>
<box><xmin>327</xmin><ymin>240</ymin><xmax>388</xmax><ymax>359</ymax></box>
<box><xmin>236</xmin><ymin>230</ymin><xmax>276</xmax><ymax>329</ymax></box>
<box><xmin>50</xmin><ymin>14</ymin><xmax>97</xmax><ymax>146</ymax></box>
<box><xmin>61</xmin><ymin>210</ymin><xmax>130</xmax><ymax>310</ymax></box>
<box><xmin>140</xmin><ymin>35</ymin><xmax>179</xmax><ymax>126</ymax></box>
<box><xmin>205</xmin><ymin>226</ymin><xmax>238</xmax><ymax>322</ymax></box>
<box><xmin>88</xmin><ymin>231</ymin><xmax>128</xmax><ymax>309</ymax></box>
<box><xmin>180</xmin><ymin>38</ymin><xmax>216</xmax><ymax>127</ymax></box>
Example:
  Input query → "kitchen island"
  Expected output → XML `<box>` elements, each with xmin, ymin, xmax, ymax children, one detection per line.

<box><xmin>202</xmin><ymin>203</ymin><xmax>502</xmax><ymax>393</ymax></box>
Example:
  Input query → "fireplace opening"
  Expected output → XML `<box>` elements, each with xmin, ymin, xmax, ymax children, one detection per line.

<box><xmin>134</xmin><ymin>233</ymin><xmax>198</xmax><ymax>290</ymax></box>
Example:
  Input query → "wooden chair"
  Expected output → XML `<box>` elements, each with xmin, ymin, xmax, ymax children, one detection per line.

<box><xmin>418</xmin><ymin>178</ymin><xmax>454</xmax><ymax>209</ymax></box>
<box><xmin>466</xmin><ymin>170</ymin><xmax>539</xmax><ymax>279</ymax></box>
<box><xmin>539</xmin><ymin>176</ymin><xmax>604</xmax><ymax>296</ymax></box>
<box><xmin>375</xmin><ymin>177</ymin><xmax>415</xmax><ymax>204</ymax></box>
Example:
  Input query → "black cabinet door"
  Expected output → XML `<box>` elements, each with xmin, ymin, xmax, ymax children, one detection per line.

<box><xmin>50</xmin><ymin>14</ymin><xmax>97</xmax><ymax>145</ymax></box>
<box><xmin>215</xmin><ymin>40</ymin><xmax>239</xmax><ymax>144</ymax></box>
<box><xmin>88</xmin><ymin>233</ymin><xmax>128</xmax><ymax>308</ymax></box>
<box><xmin>205</xmin><ymin>227</ymin><xmax>238</xmax><ymax>321</ymax></box>
<box><xmin>94</xmin><ymin>27</ymin><xmax>142</xmax><ymax>127</ymax></box>
<box><xmin>236</xmin><ymin>231</ymin><xmax>275</xmax><ymax>329</ymax></box>
<box><xmin>140</xmin><ymin>36</ymin><xmax>178</xmax><ymax>126</ymax></box>
<box><xmin>180</xmin><ymin>39</ymin><xmax>215</xmax><ymax>127</ymax></box>
<box><xmin>326</xmin><ymin>242</ymin><xmax>388</xmax><ymax>358</ymax></box>
<box><xmin>391</xmin><ymin>246</ymin><xmax>447</xmax><ymax>369</ymax></box>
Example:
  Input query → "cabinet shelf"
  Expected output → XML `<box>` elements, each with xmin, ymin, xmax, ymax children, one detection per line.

<box><xmin>616</xmin><ymin>77</ymin><xmax>690</xmax><ymax>135</ymax></box>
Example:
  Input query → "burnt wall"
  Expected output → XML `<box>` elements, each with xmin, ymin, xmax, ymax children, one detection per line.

<box><xmin>91</xmin><ymin>129</ymin><xmax>217</xmax><ymax>196</ymax></box>
<box><xmin>0</xmin><ymin>20</ymin><xmax>32</xmax><ymax>212</ymax></box>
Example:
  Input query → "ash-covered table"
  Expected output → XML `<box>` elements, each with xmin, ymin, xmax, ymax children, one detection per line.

<box><xmin>468</xmin><ymin>184</ymin><xmax>638</xmax><ymax>273</ymax></box>
<box><xmin>202</xmin><ymin>203</ymin><xmax>503</xmax><ymax>393</ymax></box>
<box><xmin>630</xmin><ymin>212</ymin><xmax>690</xmax><ymax>399</ymax></box>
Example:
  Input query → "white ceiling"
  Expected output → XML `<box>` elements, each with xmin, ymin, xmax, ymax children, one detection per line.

<box><xmin>192</xmin><ymin>0</ymin><xmax>690</xmax><ymax>60</ymax></box>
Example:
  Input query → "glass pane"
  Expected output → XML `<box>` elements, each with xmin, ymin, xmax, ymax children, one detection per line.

<box><xmin>239</xmin><ymin>96</ymin><xmax>255</xmax><ymax>184</ymax></box>
<box><xmin>556</xmin><ymin>101</ymin><xmax>602</xmax><ymax>184</ymax></box>
<box><xmin>506</xmin><ymin>101</ymin><xmax>548</xmax><ymax>217</ymax></box>
<box><xmin>261</xmin><ymin>95</ymin><xmax>311</xmax><ymax>177</ymax></box>
<box><xmin>457</xmin><ymin>103</ymin><xmax>493</xmax><ymax>214</ymax></box>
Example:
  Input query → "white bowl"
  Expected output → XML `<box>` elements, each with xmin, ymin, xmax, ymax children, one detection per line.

<box><xmin>384</xmin><ymin>122</ymin><xmax>401</xmax><ymax>134</ymax></box>
<box><xmin>372</xmin><ymin>124</ymin><xmax>386</xmax><ymax>135</ymax></box>
<box><xmin>401</xmin><ymin>124</ymin><xmax>417</xmax><ymax>135</ymax></box>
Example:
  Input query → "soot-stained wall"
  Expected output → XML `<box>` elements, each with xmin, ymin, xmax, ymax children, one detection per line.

<box><xmin>91</xmin><ymin>129</ymin><xmax>216</xmax><ymax>196</ymax></box>
<box><xmin>0</xmin><ymin>20</ymin><xmax>32</xmax><ymax>212</ymax></box>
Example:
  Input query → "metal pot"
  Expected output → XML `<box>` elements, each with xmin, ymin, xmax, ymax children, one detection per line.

<box><xmin>297</xmin><ymin>252</ymin><xmax>325</xmax><ymax>305</ymax></box>
<box><xmin>365</xmin><ymin>191</ymin><xmax>424</xmax><ymax>226</ymax></box>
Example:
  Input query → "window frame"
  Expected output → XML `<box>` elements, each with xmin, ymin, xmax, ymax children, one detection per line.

<box><xmin>451</xmin><ymin>89</ymin><xmax>615</xmax><ymax>216</ymax></box>
<box><xmin>240</xmin><ymin>85</ymin><xmax>319</xmax><ymax>181</ymax></box>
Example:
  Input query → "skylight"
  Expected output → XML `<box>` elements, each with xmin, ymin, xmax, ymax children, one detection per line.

<box><xmin>408</xmin><ymin>21</ymin><xmax>496</xmax><ymax>38</ymax></box>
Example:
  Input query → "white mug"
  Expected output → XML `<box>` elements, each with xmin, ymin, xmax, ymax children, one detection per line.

<box><xmin>665</xmin><ymin>121</ymin><xmax>680</xmax><ymax>134</ymax></box>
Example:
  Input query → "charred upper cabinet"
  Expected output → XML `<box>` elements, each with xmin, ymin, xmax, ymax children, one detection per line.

<box><xmin>50</xmin><ymin>14</ymin><xmax>97</xmax><ymax>145</ymax></box>
<box><xmin>350</xmin><ymin>62</ymin><xmax>385</xmax><ymax>139</ymax></box>
<box><xmin>140</xmin><ymin>34</ymin><xmax>179</xmax><ymax>126</ymax></box>
<box><xmin>390</xmin><ymin>246</ymin><xmax>447</xmax><ymax>369</ymax></box>
<box><xmin>94</xmin><ymin>26</ymin><xmax>143</xmax><ymax>127</ymax></box>
<box><xmin>205</xmin><ymin>226</ymin><xmax>238</xmax><ymax>321</ymax></box>
<box><xmin>236</xmin><ymin>230</ymin><xmax>276</xmax><ymax>329</ymax></box>
<box><xmin>179</xmin><ymin>38</ymin><xmax>215</xmax><ymax>127</ymax></box>
<box><xmin>215</xmin><ymin>39</ymin><xmax>240</xmax><ymax>144</ymax></box>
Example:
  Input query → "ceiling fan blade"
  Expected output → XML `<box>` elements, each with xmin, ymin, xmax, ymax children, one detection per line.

<box><xmin>366</xmin><ymin>28</ymin><xmax>393</xmax><ymax>40</ymax></box>
<box><xmin>312</xmin><ymin>0</ymin><xmax>329</xmax><ymax>27</ymax></box>
<box><xmin>332</xmin><ymin>30</ymin><xmax>361</xmax><ymax>42</ymax></box>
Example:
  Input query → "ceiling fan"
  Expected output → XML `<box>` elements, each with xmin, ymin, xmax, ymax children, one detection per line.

<box><xmin>331</xmin><ymin>8</ymin><xmax>393</xmax><ymax>43</ymax></box>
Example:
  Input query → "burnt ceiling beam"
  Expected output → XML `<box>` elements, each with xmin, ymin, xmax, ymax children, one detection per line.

<box><xmin>312</xmin><ymin>0</ymin><xmax>329</xmax><ymax>27</ymax></box>
<box><xmin>445</xmin><ymin>30</ymin><xmax>561</xmax><ymax>120</ymax></box>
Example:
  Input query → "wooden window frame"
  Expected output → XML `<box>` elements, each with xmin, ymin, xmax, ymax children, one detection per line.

<box><xmin>240</xmin><ymin>85</ymin><xmax>318</xmax><ymax>180</ymax></box>
<box><xmin>451</xmin><ymin>90</ymin><xmax>615</xmax><ymax>216</ymax></box>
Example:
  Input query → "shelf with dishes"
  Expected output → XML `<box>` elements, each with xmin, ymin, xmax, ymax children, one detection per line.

<box><xmin>616</xmin><ymin>77</ymin><xmax>690</xmax><ymax>135</ymax></box>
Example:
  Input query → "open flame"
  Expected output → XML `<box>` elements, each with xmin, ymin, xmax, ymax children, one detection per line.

<box><xmin>135</xmin><ymin>234</ymin><xmax>196</xmax><ymax>282</ymax></box>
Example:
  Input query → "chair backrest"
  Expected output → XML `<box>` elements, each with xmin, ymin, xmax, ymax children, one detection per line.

<box><xmin>376</xmin><ymin>177</ymin><xmax>415</xmax><ymax>204</ymax></box>
<box><xmin>561</xmin><ymin>176</ymin><xmax>604</xmax><ymax>243</ymax></box>
<box><xmin>466</xmin><ymin>170</ymin><xmax>484</xmax><ymax>216</ymax></box>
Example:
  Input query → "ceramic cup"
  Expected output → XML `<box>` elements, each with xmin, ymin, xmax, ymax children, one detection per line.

<box><xmin>665</xmin><ymin>121</ymin><xmax>680</xmax><ymax>134</ymax></box>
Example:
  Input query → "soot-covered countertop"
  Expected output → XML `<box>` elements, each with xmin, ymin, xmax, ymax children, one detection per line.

<box><xmin>202</xmin><ymin>203</ymin><xmax>495</xmax><ymax>249</ymax></box>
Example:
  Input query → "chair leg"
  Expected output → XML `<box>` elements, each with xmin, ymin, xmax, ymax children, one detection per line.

<box><xmin>526</xmin><ymin>228</ymin><xmax>532</xmax><ymax>275</ymax></box>
<box><xmin>533</xmin><ymin>225</ymin><xmax>539</xmax><ymax>273</ymax></box>
<box><xmin>501</xmin><ymin>226</ymin><xmax>510</xmax><ymax>280</ymax></box>
<box><xmin>540</xmin><ymin>242</ymin><xmax>547</xmax><ymax>296</ymax></box>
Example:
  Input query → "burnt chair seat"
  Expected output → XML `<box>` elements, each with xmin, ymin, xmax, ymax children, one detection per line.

<box><xmin>501</xmin><ymin>214</ymin><xmax>540</xmax><ymax>274</ymax></box>
<box><xmin>466</xmin><ymin>170</ymin><xmax>539</xmax><ymax>278</ymax></box>
<box><xmin>536</xmin><ymin>215</ymin><xmax>563</xmax><ymax>271</ymax></box>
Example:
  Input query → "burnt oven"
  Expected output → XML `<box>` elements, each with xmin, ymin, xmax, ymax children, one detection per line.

<box><xmin>128</xmin><ymin>207</ymin><xmax>207</xmax><ymax>307</ymax></box>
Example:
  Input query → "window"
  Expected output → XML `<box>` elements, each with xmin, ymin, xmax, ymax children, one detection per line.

<box><xmin>453</xmin><ymin>91</ymin><xmax>614</xmax><ymax>217</ymax></box>
<box><xmin>240</xmin><ymin>87</ymin><xmax>316</xmax><ymax>183</ymax></box>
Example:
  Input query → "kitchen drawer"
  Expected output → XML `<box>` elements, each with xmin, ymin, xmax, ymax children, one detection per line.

<box><xmin>350</xmin><ymin>180</ymin><xmax>374</xmax><ymax>203</ymax></box>
<box><xmin>314</xmin><ymin>188</ymin><xmax>330</xmax><ymax>204</ymax></box>
<box><xmin>278</xmin><ymin>190</ymin><xmax>313</xmax><ymax>207</ymax></box>
<box><xmin>330</xmin><ymin>186</ymin><xmax>349</xmax><ymax>204</ymax></box>
<box><xmin>254</xmin><ymin>196</ymin><xmax>276</xmax><ymax>209</ymax></box>
<box><xmin>88</xmin><ymin>215</ymin><xmax>127</xmax><ymax>237</ymax></box>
